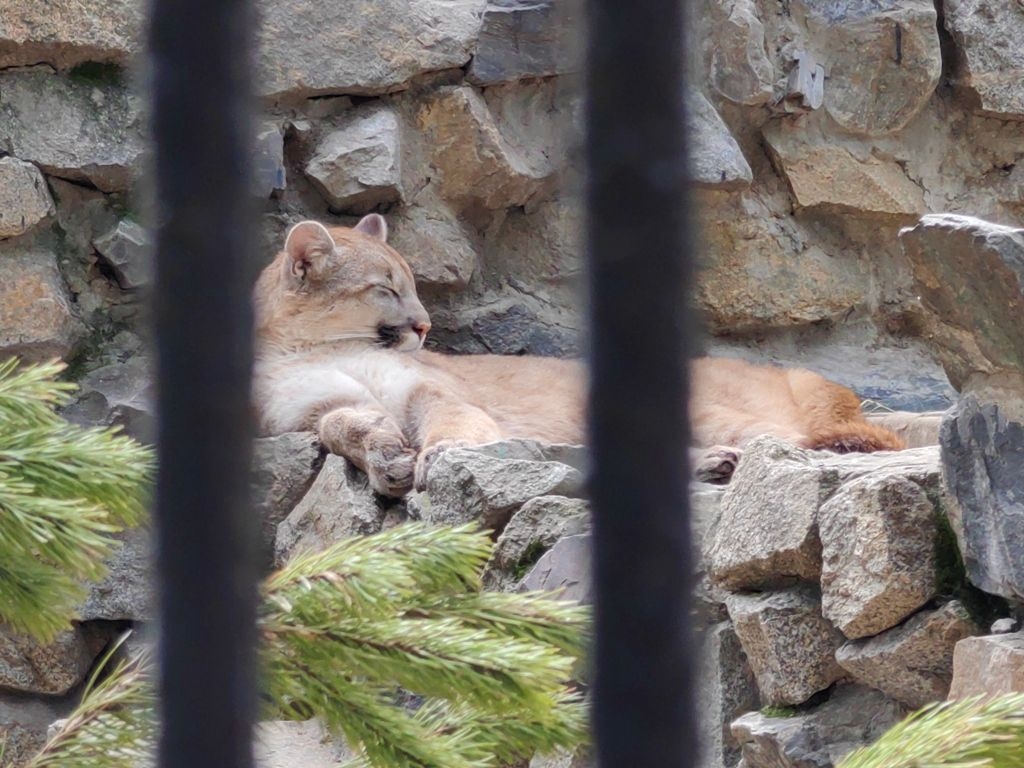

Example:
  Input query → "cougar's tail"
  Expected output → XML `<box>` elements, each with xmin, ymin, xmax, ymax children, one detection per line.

<box><xmin>807</xmin><ymin>421</ymin><xmax>907</xmax><ymax>453</ymax></box>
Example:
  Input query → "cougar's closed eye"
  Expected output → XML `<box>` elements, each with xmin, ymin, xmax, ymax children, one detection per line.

<box><xmin>373</xmin><ymin>284</ymin><xmax>400</xmax><ymax>299</ymax></box>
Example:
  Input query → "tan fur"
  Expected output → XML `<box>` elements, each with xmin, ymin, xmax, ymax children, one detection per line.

<box><xmin>253</xmin><ymin>216</ymin><xmax>905</xmax><ymax>496</ymax></box>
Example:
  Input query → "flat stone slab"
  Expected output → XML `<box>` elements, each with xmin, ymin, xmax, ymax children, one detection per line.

<box><xmin>949</xmin><ymin>632</ymin><xmax>1024</xmax><ymax>700</ymax></box>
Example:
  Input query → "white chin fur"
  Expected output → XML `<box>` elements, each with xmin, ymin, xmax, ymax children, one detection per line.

<box><xmin>396</xmin><ymin>332</ymin><xmax>423</xmax><ymax>352</ymax></box>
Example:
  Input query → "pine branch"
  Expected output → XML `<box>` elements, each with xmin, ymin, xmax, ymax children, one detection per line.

<box><xmin>839</xmin><ymin>693</ymin><xmax>1024</xmax><ymax>768</ymax></box>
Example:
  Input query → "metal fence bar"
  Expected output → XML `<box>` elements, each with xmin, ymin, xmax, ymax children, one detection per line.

<box><xmin>149</xmin><ymin>0</ymin><xmax>259</xmax><ymax>765</ymax></box>
<box><xmin>584</xmin><ymin>0</ymin><xmax>697</xmax><ymax>766</ymax></box>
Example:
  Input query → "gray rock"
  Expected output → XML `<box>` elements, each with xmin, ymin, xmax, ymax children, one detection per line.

<box><xmin>818</xmin><ymin>475</ymin><xmax>938</xmax><ymax>639</ymax></box>
<box><xmin>991</xmin><ymin>618</ymin><xmax>1020</xmax><ymax>635</ymax></box>
<box><xmin>864</xmin><ymin>411</ymin><xmax>943</xmax><ymax>448</ymax></box>
<box><xmin>252</xmin><ymin>432</ymin><xmax>324</xmax><ymax>565</ymax></box>
<box><xmin>0</xmin><ymin>156</ymin><xmax>54</xmax><ymax>238</ymax></box>
<box><xmin>835</xmin><ymin>600</ymin><xmax>980</xmax><ymax>708</ymax></box>
<box><xmin>61</xmin><ymin>357</ymin><xmax>154</xmax><ymax>442</ymax></box>
<box><xmin>703</xmin><ymin>0</ymin><xmax>774</xmax><ymax>106</ymax></box>
<box><xmin>765</xmin><ymin>129</ymin><xmax>924</xmax><ymax>220</ymax></box>
<box><xmin>0</xmin><ymin>66</ymin><xmax>144</xmax><ymax>192</ymax></box>
<box><xmin>899</xmin><ymin>214</ymin><xmax>1024</xmax><ymax>389</ymax></box>
<box><xmin>305</xmin><ymin>106</ymin><xmax>403</xmax><ymax>213</ymax></box>
<box><xmin>530</xmin><ymin>748</ymin><xmax>591</xmax><ymax>768</ymax></box>
<box><xmin>0</xmin><ymin>244</ymin><xmax>81</xmax><ymax>362</ymax></box>
<box><xmin>0</xmin><ymin>626</ymin><xmax>100</xmax><ymax>695</ymax></box>
<box><xmin>420</xmin><ymin>445</ymin><xmax>584</xmax><ymax>529</ymax></box>
<box><xmin>79</xmin><ymin>527</ymin><xmax>153</xmax><ymax>621</ymax></box>
<box><xmin>941</xmin><ymin>387</ymin><xmax>1024</xmax><ymax>601</ymax></box>
<box><xmin>707</xmin><ymin>439</ymin><xmax>836</xmax><ymax>590</ymax></box>
<box><xmin>0</xmin><ymin>1</ymin><xmax>142</xmax><ymax>69</ymax></box>
<box><xmin>0</xmin><ymin>688</ymin><xmax>75</xmax><ymax>766</ymax></box>
<box><xmin>254</xmin><ymin>123</ymin><xmax>286</xmax><ymax>198</ymax></box>
<box><xmin>948</xmin><ymin>632</ymin><xmax>1024</xmax><ymax>700</ymax></box>
<box><xmin>796</xmin><ymin>0</ymin><xmax>941</xmax><ymax>136</ymax></box>
<box><xmin>275</xmin><ymin>455</ymin><xmax>402</xmax><ymax>565</ymax></box>
<box><xmin>944</xmin><ymin>0</ymin><xmax>1024</xmax><ymax>120</ymax></box>
<box><xmin>92</xmin><ymin>219</ymin><xmax>152</xmax><ymax>289</ymax></box>
<box><xmin>388</xmin><ymin>200</ymin><xmax>478</xmax><ymax>288</ymax></box>
<box><xmin>255</xmin><ymin>719</ymin><xmax>353</xmax><ymax>768</ymax></box>
<box><xmin>255</xmin><ymin>0</ymin><xmax>486</xmax><ymax>100</ymax></box>
<box><xmin>731</xmin><ymin>685</ymin><xmax>906</xmax><ymax>768</ymax></box>
<box><xmin>688</xmin><ymin>91</ymin><xmax>753</xmax><ymax>189</ymax></box>
<box><xmin>467</xmin><ymin>0</ymin><xmax>578</xmax><ymax>85</ymax></box>
<box><xmin>518</xmin><ymin>533</ymin><xmax>591</xmax><ymax>603</ymax></box>
<box><xmin>697</xmin><ymin>621</ymin><xmax>759</xmax><ymax>768</ymax></box>
<box><xmin>726</xmin><ymin>586</ymin><xmax>845</xmax><ymax>706</ymax></box>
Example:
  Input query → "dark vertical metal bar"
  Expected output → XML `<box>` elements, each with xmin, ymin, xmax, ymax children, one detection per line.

<box><xmin>149</xmin><ymin>0</ymin><xmax>258</xmax><ymax>765</ymax></box>
<box><xmin>585</xmin><ymin>0</ymin><xmax>696</xmax><ymax>766</ymax></box>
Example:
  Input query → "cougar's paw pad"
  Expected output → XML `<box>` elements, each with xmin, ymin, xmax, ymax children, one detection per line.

<box><xmin>366</xmin><ymin>439</ymin><xmax>416</xmax><ymax>497</ymax></box>
<box><xmin>694</xmin><ymin>446</ymin><xmax>742</xmax><ymax>485</ymax></box>
<box><xmin>414</xmin><ymin>440</ymin><xmax>467</xmax><ymax>492</ymax></box>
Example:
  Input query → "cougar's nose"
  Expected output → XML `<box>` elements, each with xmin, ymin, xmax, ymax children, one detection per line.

<box><xmin>411</xmin><ymin>320</ymin><xmax>431</xmax><ymax>340</ymax></box>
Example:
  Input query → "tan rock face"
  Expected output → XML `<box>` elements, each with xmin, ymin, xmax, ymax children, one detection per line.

<box><xmin>765</xmin><ymin>134</ymin><xmax>925</xmax><ymax>220</ymax></box>
<box><xmin>0</xmin><ymin>157</ymin><xmax>54</xmax><ymax>239</ymax></box>
<box><xmin>703</xmin><ymin>0</ymin><xmax>774</xmax><ymax>106</ymax></box>
<box><xmin>945</xmin><ymin>0</ymin><xmax>1024</xmax><ymax>120</ymax></box>
<box><xmin>0</xmin><ymin>247</ymin><xmax>80</xmax><ymax>362</ymax></box>
<box><xmin>948</xmin><ymin>633</ymin><xmax>1024</xmax><ymax>700</ymax></box>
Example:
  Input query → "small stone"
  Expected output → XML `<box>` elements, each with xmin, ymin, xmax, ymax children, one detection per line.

<box><xmin>0</xmin><ymin>1</ymin><xmax>142</xmax><ymax>69</ymax></box>
<box><xmin>0</xmin><ymin>66</ymin><xmax>144</xmax><ymax>192</ymax></box>
<box><xmin>421</xmin><ymin>445</ymin><xmax>584</xmax><ymax>530</ymax></box>
<box><xmin>305</xmin><ymin>106</ymin><xmax>403</xmax><ymax>213</ymax></box>
<box><xmin>765</xmin><ymin>132</ymin><xmax>925</xmax><ymax>220</ymax></box>
<box><xmin>707</xmin><ymin>439</ymin><xmax>836</xmax><ymax>590</ymax></box>
<box><xmin>467</xmin><ymin>0</ymin><xmax>578</xmax><ymax>85</ymax></box>
<box><xmin>61</xmin><ymin>357</ymin><xmax>153</xmax><ymax>441</ymax></box>
<box><xmin>255</xmin><ymin>719</ymin><xmax>353</xmax><ymax>768</ymax></box>
<box><xmin>274</xmin><ymin>455</ymin><xmax>404</xmax><ymax>565</ymax></box>
<box><xmin>697</xmin><ymin>621</ymin><xmax>759</xmax><ymax>768</ymax></box>
<box><xmin>529</xmin><ymin>748</ymin><xmax>591</xmax><ymax>768</ymax></box>
<box><xmin>0</xmin><ymin>157</ymin><xmax>54</xmax><ymax>238</ymax></box>
<box><xmin>687</xmin><ymin>91</ymin><xmax>753</xmax><ymax>188</ymax></box>
<box><xmin>252</xmin><ymin>431</ymin><xmax>324</xmax><ymax>565</ymax></box>
<box><xmin>726</xmin><ymin>586</ymin><xmax>845</xmax><ymax>706</ymax></box>
<box><xmin>731</xmin><ymin>685</ymin><xmax>906</xmax><ymax>768</ymax></box>
<box><xmin>0</xmin><ymin>245</ymin><xmax>81</xmax><ymax>362</ymax></box>
<box><xmin>949</xmin><ymin>632</ymin><xmax>1024</xmax><ymax>700</ymax></box>
<box><xmin>836</xmin><ymin>600</ymin><xmax>980</xmax><ymax>708</ymax></box>
<box><xmin>944</xmin><ymin>0</ymin><xmax>1024</xmax><ymax>120</ymax></box>
<box><xmin>518</xmin><ymin>533</ymin><xmax>591</xmax><ymax>603</ymax></box>
<box><xmin>92</xmin><ymin>219</ymin><xmax>151</xmax><ymax>289</ymax></box>
<box><xmin>0</xmin><ymin>626</ymin><xmax>98</xmax><ymax>695</ymax></box>
<box><xmin>991</xmin><ymin>618</ymin><xmax>1020</xmax><ymax>635</ymax></box>
<box><xmin>819</xmin><ymin>475</ymin><xmax>939</xmax><ymax>639</ymax></box>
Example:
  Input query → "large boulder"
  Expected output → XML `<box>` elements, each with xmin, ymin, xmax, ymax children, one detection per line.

<box><xmin>701</xmin><ymin>0</ymin><xmax>774</xmax><ymax>106</ymax></box>
<box><xmin>92</xmin><ymin>219</ymin><xmax>152</xmax><ymax>290</ymax></box>
<box><xmin>697</xmin><ymin>621</ymin><xmax>759</xmax><ymax>768</ymax></box>
<box><xmin>948</xmin><ymin>632</ymin><xmax>1024</xmax><ymax>700</ymax></box>
<box><xmin>0</xmin><ymin>244</ymin><xmax>81</xmax><ymax>362</ymax></box>
<box><xmin>0</xmin><ymin>625</ymin><xmax>105</xmax><ymax>695</ymax></box>
<box><xmin>944</xmin><ymin>0</ymin><xmax>1024</xmax><ymax>120</ymax></box>
<box><xmin>79</xmin><ymin>528</ymin><xmax>153</xmax><ymax>621</ymax></box>
<box><xmin>467</xmin><ymin>0</ymin><xmax>578</xmax><ymax>85</ymax></box>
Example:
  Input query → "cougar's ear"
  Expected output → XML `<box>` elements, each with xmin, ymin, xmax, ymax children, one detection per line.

<box><xmin>353</xmin><ymin>213</ymin><xmax>388</xmax><ymax>242</ymax></box>
<box><xmin>284</xmin><ymin>221</ymin><xmax>335</xmax><ymax>281</ymax></box>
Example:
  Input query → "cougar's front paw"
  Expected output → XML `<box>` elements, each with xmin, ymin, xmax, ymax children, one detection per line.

<box><xmin>414</xmin><ymin>440</ymin><xmax>466</xmax><ymax>492</ymax></box>
<box><xmin>694</xmin><ymin>446</ymin><xmax>742</xmax><ymax>485</ymax></box>
<box><xmin>366</xmin><ymin>436</ymin><xmax>416</xmax><ymax>497</ymax></box>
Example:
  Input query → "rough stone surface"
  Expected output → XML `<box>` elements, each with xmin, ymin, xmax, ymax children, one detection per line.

<box><xmin>0</xmin><ymin>245</ymin><xmax>80</xmax><ymax>362</ymax></box>
<box><xmin>415</xmin><ymin>86</ymin><xmax>556</xmax><ymax>211</ymax></box>
<box><xmin>731</xmin><ymin>685</ymin><xmax>906</xmax><ymax>768</ymax></box>
<box><xmin>864</xmin><ymin>411</ymin><xmax>943</xmax><ymax>448</ymax></box>
<box><xmin>256</xmin><ymin>0</ymin><xmax>486</xmax><ymax>100</ymax></box>
<box><xmin>941</xmin><ymin>386</ymin><xmax>1024</xmax><ymax>601</ymax></box>
<box><xmin>305</xmin><ymin>106</ymin><xmax>404</xmax><ymax>213</ymax></box>
<box><xmin>275</xmin><ymin>455</ymin><xmax>405</xmax><ymax>565</ymax></box>
<box><xmin>468</xmin><ymin>0</ymin><xmax>578</xmax><ymax>85</ymax></box>
<box><xmin>487</xmin><ymin>198</ymin><xmax>582</xmax><ymax>298</ymax></box>
<box><xmin>79</xmin><ymin>527</ymin><xmax>153</xmax><ymax>621</ymax></box>
<box><xmin>92</xmin><ymin>219</ymin><xmax>151</xmax><ymax>289</ymax></box>
<box><xmin>0</xmin><ymin>626</ymin><xmax>98</xmax><ymax>695</ymax></box>
<box><xmin>530</xmin><ymin>748</ymin><xmax>591</xmax><ymax>768</ymax></box>
<box><xmin>0</xmin><ymin>66</ymin><xmax>144</xmax><ymax>192</ymax></box>
<box><xmin>252</xmin><ymin>431</ymin><xmax>325</xmax><ymax>565</ymax></box>
<box><xmin>698</xmin><ymin>621</ymin><xmax>759</xmax><ymax>768</ymax></box>
<box><xmin>766</xmin><ymin>133</ymin><xmax>925</xmax><ymax>220</ymax></box>
<box><xmin>944</xmin><ymin>0</ymin><xmax>1024</xmax><ymax>120</ymax></box>
<box><xmin>60</xmin><ymin>357</ymin><xmax>153</xmax><ymax>441</ymax></box>
<box><xmin>255</xmin><ymin>719</ymin><xmax>354</xmax><ymax>768</ymax></box>
<box><xmin>702</xmin><ymin>0</ymin><xmax>774</xmax><ymax>106</ymax></box>
<box><xmin>0</xmin><ymin>156</ymin><xmax>54</xmax><ymax>238</ymax></box>
<box><xmin>0</xmin><ymin>690</ymin><xmax>74</xmax><ymax>767</ymax></box>
<box><xmin>688</xmin><ymin>91</ymin><xmax>753</xmax><ymax>188</ymax></box>
<box><xmin>484</xmin><ymin>495</ymin><xmax>589</xmax><ymax>590</ymax></box>
<box><xmin>726</xmin><ymin>586</ymin><xmax>845</xmax><ymax>706</ymax></box>
<box><xmin>0</xmin><ymin>0</ymin><xmax>142</xmax><ymax>69</ymax></box>
<box><xmin>899</xmin><ymin>214</ymin><xmax>1024</xmax><ymax>389</ymax></box>
<box><xmin>948</xmin><ymin>632</ymin><xmax>1024</xmax><ymax>700</ymax></box>
<box><xmin>836</xmin><ymin>600</ymin><xmax>980</xmax><ymax>708</ymax></box>
<box><xmin>419</xmin><ymin>444</ymin><xmax>584</xmax><ymax>529</ymax></box>
<box><xmin>818</xmin><ymin>474</ymin><xmax>939</xmax><ymax>639</ymax></box>
<box><xmin>388</xmin><ymin>200</ymin><xmax>478</xmax><ymax>287</ymax></box>
<box><xmin>707</xmin><ymin>440</ymin><xmax>836</xmax><ymax>590</ymax></box>
<box><xmin>518</xmin><ymin>533</ymin><xmax>591</xmax><ymax>603</ymax></box>
<box><xmin>796</xmin><ymin>0</ymin><xmax>941</xmax><ymax>135</ymax></box>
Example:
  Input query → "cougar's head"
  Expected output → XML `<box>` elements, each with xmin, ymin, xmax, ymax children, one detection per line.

<box><xmin>255</xmin><ymin>214</ymin><xmax>431</xmax><ymax>352</ymax></box>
